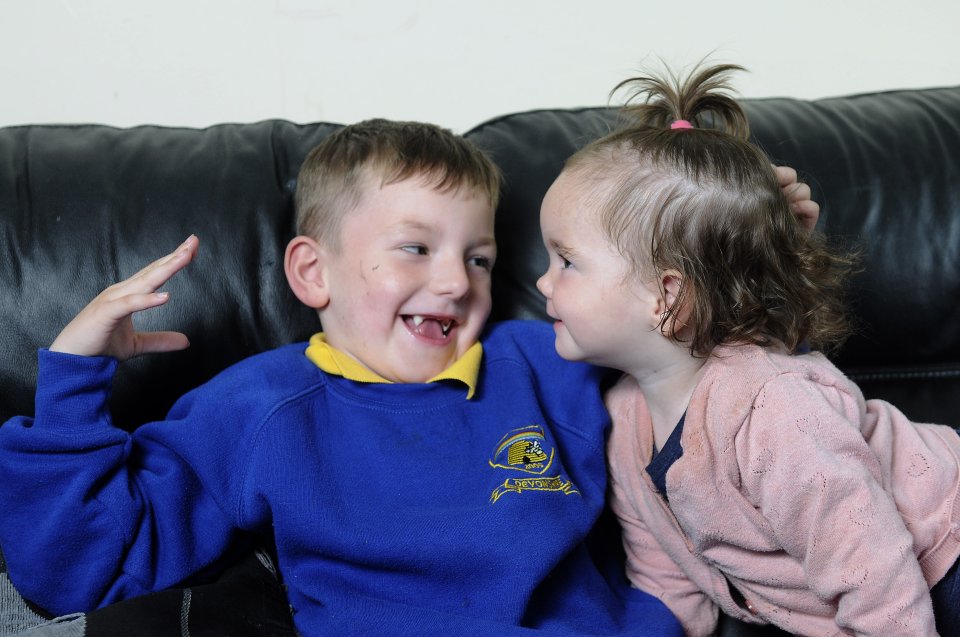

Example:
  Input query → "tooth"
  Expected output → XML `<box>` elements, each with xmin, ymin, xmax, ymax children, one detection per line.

<box><xmin>441</xmin><ymin>321</ymin><xmax>452</xmax><ymax>335</ymax></box>
<box><xmin>412</xmin><ymin>315</ymin><xmax>424</xmax><ymax>326</ymax></box>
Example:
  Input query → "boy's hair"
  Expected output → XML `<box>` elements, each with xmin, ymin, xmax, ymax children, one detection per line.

<box><xmin>294</xmin><ymin>119</ymin><xmax>501</xmax><ymax>250</ymax></box>
<box><xmin>566</xmin><ymin>63</ymin><xmax>856</xmax><ymax>355</ymax></box>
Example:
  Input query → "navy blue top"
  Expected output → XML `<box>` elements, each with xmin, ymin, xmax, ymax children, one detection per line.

<box><xmin>645</xmin><ymin>413</ymin><xmax>686</xmax><ymax>500</ymax></box>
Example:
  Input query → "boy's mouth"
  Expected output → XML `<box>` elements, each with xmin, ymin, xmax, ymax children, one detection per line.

<box><xmin>404</xmin><ymin>314</ymin><xmax>456</xmax><ymax>339</ymax></box>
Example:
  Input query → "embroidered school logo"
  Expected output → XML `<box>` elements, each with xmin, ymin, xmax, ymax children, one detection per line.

<box><xmin>488</xmin><ymin>426</ymin><xmax>579</xmax><ymax>503</ymax></box>
<box><xmin>490</xmin><ymin>428</ymin><xmax>552</xmax><ymax>474</ymax></box>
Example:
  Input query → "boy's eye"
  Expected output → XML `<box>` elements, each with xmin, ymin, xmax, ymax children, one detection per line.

<box><xmin>401</xmin><ymin>245</ymin><xmax>428</xmax><ymax>256</ymax></box>
<box><xmin>558</xmin><ymin>254</ymin><xmax>573</xmax><ymax>269</ymax></box>
<box><xmin>468</xmin><ymin>255</ymin><xmax>493</xmax><ymax>271</ymax></box>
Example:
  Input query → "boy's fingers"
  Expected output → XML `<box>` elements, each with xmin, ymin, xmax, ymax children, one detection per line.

<box><xmin>89</xmin><ymin>292</ymin><xmax>171</xmax><ymax>323</ymax></box>
<box><xmin>791</xmin><ymin>200</ymin><xmax>821</xmax><ymax>232</ymax></box>
<box><xmin>773</xmin><ymin>168</ymin><xmax>820</xmax><ymax>231</ymax></box>
<box><xmin>132</xmin><ymin>331</ymin><xmax>191</xmax><ymax>357</ymax></box>
<box><xmin>784</xmin><ymin>182</ymin><xmax>812</xmax><ymax>204</ymax></box>
<box><xmin>773</xmin><ymin>164</ymin><xmax>798</xmax><ymax>187</ymax></box>
<box><xmin>49</xmin><ymin>236</ymin><xmax>197</xmax><ymax>359</ymax></box>
<box><xmin>118</xmin><ymin>236</ymin><xmax>199</xmax><ymax>294</ymax></box>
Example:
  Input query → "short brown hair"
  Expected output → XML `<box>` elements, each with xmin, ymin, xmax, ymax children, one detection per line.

<box><xmin>294</xmin><ymin>119</ymin><xmax>500</xmax><ymax>250</ymax></box>
<box><xmin>566</xmin><ymin>63</ymin><xmax>856</xmax><ymax>355</ymax></box>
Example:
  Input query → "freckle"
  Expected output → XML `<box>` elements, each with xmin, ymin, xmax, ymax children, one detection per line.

<box><xmin>371</xmin><ymin>264</ymin><xmax>380</xmax><ymax>271</ymax></box>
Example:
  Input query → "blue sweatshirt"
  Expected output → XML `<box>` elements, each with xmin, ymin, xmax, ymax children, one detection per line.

<box><xmin>0</xmin><ymin>320</ymin><xmax>680</xmax><ymax>636</ymax></box>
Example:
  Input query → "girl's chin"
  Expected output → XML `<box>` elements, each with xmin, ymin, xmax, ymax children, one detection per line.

<box><xmin>553</xmin><ymin>341</ymin><xmax>585</xmax><ymax>363</ymax></box>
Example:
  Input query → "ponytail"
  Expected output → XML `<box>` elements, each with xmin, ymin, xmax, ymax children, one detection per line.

<box><xmin>613</xmin><ymin>63</ymin><xmax>750</xmax><ymax>140</ymax></box>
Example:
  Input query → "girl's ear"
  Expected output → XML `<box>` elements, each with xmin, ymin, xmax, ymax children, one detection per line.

<box><xmin>656</xmin><ymin>270</ymin><xmax>689</xmax><ymax>336</ymax></box>
<box><xmin>284</xmin><ymin>235</ymin><xmax>331</xmax><ymax>310</ymax></box>
<box><xmin>660</xmin><ymin>270</ymin><xmax>683</xmax><ymax>312</ymax></box>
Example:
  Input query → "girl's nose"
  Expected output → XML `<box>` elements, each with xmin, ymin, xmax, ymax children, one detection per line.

<box><xmin>536</xmin><ymin>271</ymin><xmax>552</xmax><ymax>298</ymax></box>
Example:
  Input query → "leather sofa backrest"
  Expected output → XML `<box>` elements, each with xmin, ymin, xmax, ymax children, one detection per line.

<box><xmin>0</xmin><ymin>121</ymin><xmax>339</xmax><ymax>426</ymax></box>
<box><xmin>1</xmin><ymin>87</ymin><xmax>958</xmax><ymax>429</ymax></box>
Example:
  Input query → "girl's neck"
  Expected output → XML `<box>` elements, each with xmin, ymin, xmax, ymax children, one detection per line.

<box><xmin>628</xmin><ymin>352</ymin><xmax>707</xmax><ymax>451</ymax></box>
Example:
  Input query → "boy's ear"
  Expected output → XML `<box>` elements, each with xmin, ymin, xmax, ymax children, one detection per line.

<box><xmin>284</xmin><ymin>235</ymin><xmax>331</xmax><ymax>310</ymax></box>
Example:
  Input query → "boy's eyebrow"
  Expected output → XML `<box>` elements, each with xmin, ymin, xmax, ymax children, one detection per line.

<box><xmin>388</xmin><ymin>219</ymin><xmax>496</xmax><ymax>248</ymax></box>
<box><xmin>548</xmin><ymin>238</ymin><xmax>573</xmax><ymax>254</ymax></box>
<box><xmin>387</xmin><ymin>219</ymin><xmax>429</xmax><ymax>231</ymax></box>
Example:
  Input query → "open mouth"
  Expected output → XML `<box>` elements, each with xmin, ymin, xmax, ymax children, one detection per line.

<box><xmin>404</xmin><ymin>314</ymin><xmax>456</xmax><ymax>339</ymax></box>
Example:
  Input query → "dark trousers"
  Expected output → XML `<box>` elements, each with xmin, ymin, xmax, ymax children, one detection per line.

<box><xmin>931</xmin><ymin>556</ymin><xmax>960</xmax><ymax>637</ymax></box>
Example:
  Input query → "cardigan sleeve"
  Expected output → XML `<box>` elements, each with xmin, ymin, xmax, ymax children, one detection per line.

<box><xmin>608</xmin><ymin>478</ymin><xmax>720</xmax><ymax>637</ymax></box>
<box><xmin>605</xmin><ymin>377</ymin><xmax>720</xmax><ymax>637</ymax></box>
<box><xmin>735</xmin><ymin>372</ymin><xmax>936</xmax><ymax>636</ymax></box>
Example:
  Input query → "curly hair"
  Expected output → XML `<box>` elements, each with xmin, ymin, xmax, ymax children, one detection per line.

<box><xmin>564</xmin><ymin>63</ymin><xmax>856</xmax><ymax>355</ymax></box>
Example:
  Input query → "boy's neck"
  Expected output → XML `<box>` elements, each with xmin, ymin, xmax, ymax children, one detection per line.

<box><xmin>628</xmin><ymin>352</ymin><xmax>707</xmax><ymax>451</ymax></box>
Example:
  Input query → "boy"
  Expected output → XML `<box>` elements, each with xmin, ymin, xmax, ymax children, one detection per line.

<box><xmin>0</xmin><ymin>120</ymin><xmax>682</xmax><ymax>636</ymax></box>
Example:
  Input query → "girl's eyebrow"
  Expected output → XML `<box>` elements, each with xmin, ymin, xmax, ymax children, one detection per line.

<box><xmin>549</xmin><ymin>238</ymin><xmax>574</xmax><ymax>255</ymax></box>
<box><xmin>471</xmin><ymin>235</ymin><xmax>497</xmax><ymax>251</ymax></box>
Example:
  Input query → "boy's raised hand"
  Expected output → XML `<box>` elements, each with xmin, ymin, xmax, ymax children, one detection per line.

<box><xmin>50</xmin><ymin>235</ymin><xmax>199</xmax><ymax>360</ymax></box>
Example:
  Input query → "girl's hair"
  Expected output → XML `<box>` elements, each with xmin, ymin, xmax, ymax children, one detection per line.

<box><xmin>295</xmin><ymin>119</ymin><xmax>500</xmax><ymax>251</ymax></box>
<box><xmin>565</xmin><ymin>63</ymin><xmax>856</xmax><ymax>355</ymax></box>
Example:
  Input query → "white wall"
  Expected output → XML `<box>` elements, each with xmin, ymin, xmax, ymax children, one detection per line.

<box><xmin>2</xmin><ymin>0</ymin><xmax>958</xmax><ymax>132</ymax></box>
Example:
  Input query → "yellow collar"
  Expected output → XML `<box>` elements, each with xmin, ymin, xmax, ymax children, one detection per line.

<box><xmin>304</xmin><ymin>333</ymin><xmax>482</xmax><ymax>399</ymax></box>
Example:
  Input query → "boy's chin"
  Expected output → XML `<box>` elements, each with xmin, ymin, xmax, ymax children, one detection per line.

<box><xmin>392</xmin><ymin>362</ymin><xmax>453</xmax><ymax>384</ymax></box>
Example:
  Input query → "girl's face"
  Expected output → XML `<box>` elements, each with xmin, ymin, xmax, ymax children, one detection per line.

<box><xmin>536</xmin><ymin>172</ymin><xmax>666</xmax><ymax>372</ymax></box>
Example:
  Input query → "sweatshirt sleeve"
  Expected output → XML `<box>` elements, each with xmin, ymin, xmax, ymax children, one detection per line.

<box><xmin>0</xmin><ymin>350</ymin><xmax>250</xmax><ymax>616</ymax></box>
<box><xmin>736</xmin><ymin>373</ymin><xmax>936</xmax><ymax>636</ymax></box>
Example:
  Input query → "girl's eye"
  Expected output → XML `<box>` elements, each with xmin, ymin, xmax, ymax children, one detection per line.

<box><xmin>559</xmin><ymin>254</ymin><xmax>573</xmax><ymax>269</ymax></box>
<box><xmin>401</xmin><ymin>245</ymin><xmax>428</xmax><ymax>256</ymax></box>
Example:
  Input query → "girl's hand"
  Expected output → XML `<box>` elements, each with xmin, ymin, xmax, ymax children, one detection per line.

<box><xmin>774</xmin><ymin>165</ymin><xmax>820</xmax><ymax>232</ymax></box>
<box><xmin>49</xmin><ymin>235</ymin><xmax>199</xmax><ymax>360</ymax></box>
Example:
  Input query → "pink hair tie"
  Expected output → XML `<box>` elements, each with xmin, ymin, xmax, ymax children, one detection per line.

<box><xmin>671</xmin><ymin>119</ymin><xmax>694</xmax><ymax>130</ymax></box>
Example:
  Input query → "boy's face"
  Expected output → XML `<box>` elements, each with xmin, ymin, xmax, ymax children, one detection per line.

<box><xmin>536</xmin><ymin>172</ymin><xmax>664</xmax><ymax>373</ymax></box>
<box><xmin>318</xmin><ymin>177</ymin><xmax>496</xmax><ymax>383</ymax></box>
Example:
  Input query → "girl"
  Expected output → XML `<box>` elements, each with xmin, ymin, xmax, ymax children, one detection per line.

<box><xmin>536</xmin><ymin>63</ymin><xmax>960</xmax><ymax>637</ymax></box>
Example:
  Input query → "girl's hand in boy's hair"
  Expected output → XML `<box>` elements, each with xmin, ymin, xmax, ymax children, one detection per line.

<box><xmin>775</xmin><ymin>165</ymin><xmax>820</xmax><ymax>232</ymax></box>
<box><xmin>49</xmin><ymin>235</ymin><xmax>199</xmax><ymax>360</ymax></box>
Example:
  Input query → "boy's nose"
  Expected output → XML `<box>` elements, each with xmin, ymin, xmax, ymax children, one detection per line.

<box><xmin>432</xmin><ymin>260</ymin><xmax>470</xmax><ymax>298</ymax></box>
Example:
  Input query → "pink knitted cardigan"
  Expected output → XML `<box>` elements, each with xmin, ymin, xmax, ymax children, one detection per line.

<box><xmin>605</xmin><ymin>344</ymin><xmax>960</xmax><ymax>636</ymax></box>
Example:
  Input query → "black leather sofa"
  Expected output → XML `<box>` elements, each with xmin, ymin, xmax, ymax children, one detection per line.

<box><xmin>1</xmin><ymin>85</ymin><xmax>958</xmax><ymax>635</ymax></box>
